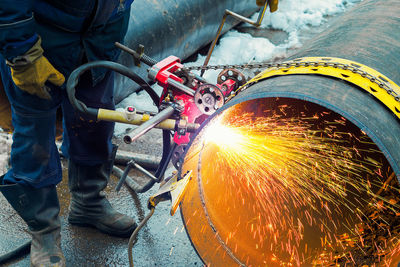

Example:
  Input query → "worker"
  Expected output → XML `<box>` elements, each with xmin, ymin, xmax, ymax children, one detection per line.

<box><xmin>0</xmin><ymin>0</ymin><xmax>279</xmax><ymax>266</ymax></box>
<box><xmin>0</xmin><ymin>1</ymin><xmax>136</xmax><ymax>266</ymax></box>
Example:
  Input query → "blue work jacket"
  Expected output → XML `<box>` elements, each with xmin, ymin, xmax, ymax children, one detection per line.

<box><xmin>0</xmin><ymin>0</ymin><xmax>134</xmax><ymax>83</ymax></box>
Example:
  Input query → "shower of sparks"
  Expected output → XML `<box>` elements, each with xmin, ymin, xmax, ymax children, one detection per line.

<box><xmin>199</xmin><ymin>107</ymin><xmax>400</xmax><ymax>266</ymax></box>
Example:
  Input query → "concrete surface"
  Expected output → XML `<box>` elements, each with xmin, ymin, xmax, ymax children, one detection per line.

<box><xmin>0</xmin><ymin>130</ymin><xmax>202</xmax><ymax>267</ymax></box>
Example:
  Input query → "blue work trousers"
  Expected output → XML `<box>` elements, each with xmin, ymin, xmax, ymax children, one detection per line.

<box><xmin>0</xmin><ymin>59</ymin><xmax>115</xmax><ymax>188</ymax></box>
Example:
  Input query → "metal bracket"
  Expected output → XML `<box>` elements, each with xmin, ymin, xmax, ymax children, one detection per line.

<box><xmin>200</xmin><ymin>1</ymin><xmax>270</xmax><ymax>76</ymax></box>
<box><xmin>148</xmin><ymin>170</ymin><xmax>193</xmax><ymax>216</ymax></box>
<box><xmin>114</xmin><ymin>160</ymin><xmax>158</xmax><ymax>193</ymax></box>
<box><xmin>134</xmin><ymin>45</ymin><xmax>145</xmax><ymax>67</ymax></box>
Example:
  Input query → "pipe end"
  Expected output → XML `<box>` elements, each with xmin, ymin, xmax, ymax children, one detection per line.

<box><xmin>123</xmin><ymin>135</ymin><xmax>132</xmax><ymax>144</ymax></box>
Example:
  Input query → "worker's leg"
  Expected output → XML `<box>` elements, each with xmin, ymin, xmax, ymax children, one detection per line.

<box><xmin>62</xmin><ymin>70</ymin><xmax>137</xmax><ymax>237</ymax></box>
<box><xmin>0</xmin><ymin>176</ymin><xmax>64</xmax><ymax>267</ymax></box>
<box><xmin>0</xmin><ymin>59</ymin><xmax>65</xmax><ymax>267</ymax></box>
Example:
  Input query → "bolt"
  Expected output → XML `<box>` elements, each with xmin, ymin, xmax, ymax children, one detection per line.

<box><xmin>205</xmin><ymin>96</ymin><xmax>213</xmax><ymax>105</ymax></box>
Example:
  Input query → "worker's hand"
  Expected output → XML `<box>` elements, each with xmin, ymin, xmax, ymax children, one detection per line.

<box><xmin>256</xmin><ymin>0</ymin><xmax>279</xmax><ymax>12</ymax></box>
<box><xmin>7</xmin><ymin>37</ymin><xmax>65</xmax><ymax>100</ymax></box>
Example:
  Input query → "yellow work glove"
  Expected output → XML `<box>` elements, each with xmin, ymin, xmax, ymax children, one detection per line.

<box><xmin>256</xmin><ymin>0</ymin><xmax>279</xmax><ymax>12</ymax></box>
<box><xmin>7</xmin><ymin>37</ymin><xmax>65</xmax><ymax>100</ymax></box>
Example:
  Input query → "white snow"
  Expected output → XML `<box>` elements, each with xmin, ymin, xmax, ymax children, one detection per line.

<box><xmin>0</xmin><ymin>0</ymin><xmax>363</xmax><ymax>169</ymax></box>
<box><xmin>258</xmin><ymin>0</ymin><xmax>359</xmax><ymax>32</ymax></box>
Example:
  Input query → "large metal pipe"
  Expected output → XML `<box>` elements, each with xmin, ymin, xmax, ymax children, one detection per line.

<box><xmin>180</xmin><ymin>0</ymin><xmax>400</xmax><ymax>266</ymax></box>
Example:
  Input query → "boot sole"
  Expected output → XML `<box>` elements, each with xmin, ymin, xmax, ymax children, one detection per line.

<box><xmin>68</xmin><ymin>215</ymin><xmax>137</xmax><ymax>238</ymax></box>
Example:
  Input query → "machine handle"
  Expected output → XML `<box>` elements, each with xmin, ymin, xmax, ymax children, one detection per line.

<box><xmin>115</xmin><ymin>42</ymin><xmax>158</xmax><ymax>67</ymax></box>
<box><xmin>115</xmin><ymin>162</ymin><xmax>134</xmax><ymax>192</ymax></box>
<box><xmin>123</xmin><ymin>105</ymin><xmax>176</xmax><ymax>144</ymax></box>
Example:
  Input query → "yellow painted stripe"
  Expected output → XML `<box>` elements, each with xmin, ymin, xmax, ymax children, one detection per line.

<box><xmin>245</xmin><ymin>57</ymin><xmax>400</xmax><ymax>119</ymax></box>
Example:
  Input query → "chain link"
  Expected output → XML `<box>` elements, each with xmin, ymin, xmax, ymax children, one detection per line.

<box><xmin>184</xmin><ymin>62</ymin><xmax>276</xmax><ymax>71</ymax></box>
<box><xmin>185</xmin><ymin>60</ymin><xmax>400</xmax><ymax>104</ymax></box>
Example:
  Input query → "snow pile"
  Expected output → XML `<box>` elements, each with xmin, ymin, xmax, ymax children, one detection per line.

<box><xmin>259</xmin><ymin>0</ymin><xmax>361</xmax><ymax>32</ymax></box>
<box><xmin>184</xmin><ymin>31</ymin><xmax>291</xmax><ymax>83</ymax></box>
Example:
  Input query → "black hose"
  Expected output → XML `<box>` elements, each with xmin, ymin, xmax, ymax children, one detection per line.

<box><xmin>66</xmin><ymin>60</ymin><xmax>160</xmax><ymax>117</ymax></box>
<box><xmin>0</xmin><ymin>240</ymin><xmax>31</xmax><ymax>264</ymax></box>
<box><xmin>155</xmin><ymin>139</ymin><xmax>176</xmax><ymax>182</ymax></box>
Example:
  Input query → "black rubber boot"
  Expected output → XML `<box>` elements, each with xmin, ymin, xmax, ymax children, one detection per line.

<box><xmin>0</xmin><ymin>176</ymin><xmax>65</xmax><ymax>267</ymax></box>
<box><xmin>67</xmin><ymin>151</ymin><xmax>137</xmax><ymax>238</ymax></box>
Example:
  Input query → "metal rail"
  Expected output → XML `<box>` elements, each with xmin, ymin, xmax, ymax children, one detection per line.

<box><xmin>200</xmin><ymin>1</ymin><xmax>270</xmax><ymax>76</ymax></box>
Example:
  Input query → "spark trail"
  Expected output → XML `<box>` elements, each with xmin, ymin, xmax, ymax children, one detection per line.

<box><xmin>199</xmin><ymin>105</ymin><xmax>399</xmax><ymax>266</ymax></box>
